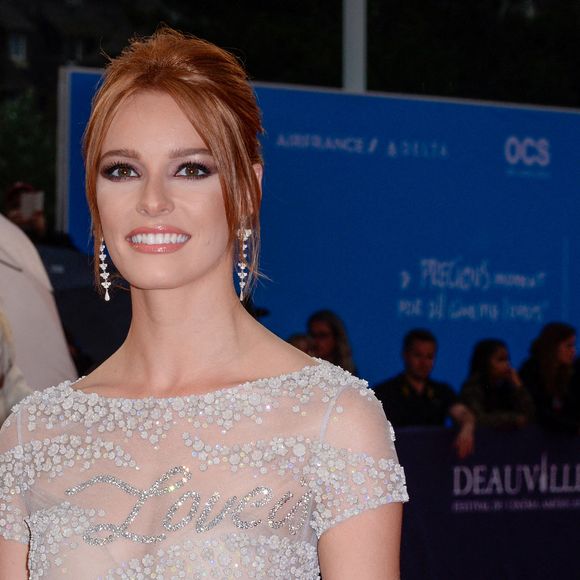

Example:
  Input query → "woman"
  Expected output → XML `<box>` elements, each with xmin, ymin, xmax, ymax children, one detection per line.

<box><xmin>287</xmin><ymin>333</ymin><xmax>315</xmax><ymax>356</ymax></box>
<box><xmin>461</xmin><ymin>339</ymin><xmax>533</xmax><ymax>429</ymax></box>
<box><xmin>307</xmin><ymin>310</ymin><xmax>356</xmax><ymax>374</ymax></box>
<box><xmin>0</xmin><ymin>29</ymin><xmax>407</xmax><ymax>579</ymax></box>
<box><xmin>520</xmin><ymin>322</ymin><xmax>579</xmax><ymax>435</ymax></box>
<box><xmin>0</xmin><ymin>309</ymin><xmax>31</xmax><ymax>425</ymax></box>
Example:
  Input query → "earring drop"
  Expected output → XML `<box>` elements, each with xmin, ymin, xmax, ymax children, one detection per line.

<box><xmin>237</xmin><ymin>228</ymin><xmax>252</xmax><ymax>301</ymax></box>
<box><xmin>99</xmin><ymin>239</ymin><xmax>111</xmax><ymax>301</ymax></box>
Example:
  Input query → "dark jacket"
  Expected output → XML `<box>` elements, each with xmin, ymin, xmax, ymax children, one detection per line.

<box><xmin>460</xmin><ymin>374</ymin><xmax>534</xmax><ymax>429</ymax></box>
<box><xmin>373</xmin><ymin>373</ymin><xmax>458</xmax><ymax>427</ymax></box>
<box><xmin>519</xmin><ymin>358</ymin><xmax>580</xmax><ymax>435</ymax></box>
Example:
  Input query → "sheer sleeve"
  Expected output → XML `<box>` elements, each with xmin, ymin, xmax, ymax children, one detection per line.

<box><xmin>0</xmin><ymin>409</ymin><xmax>30</xmax><ymax>544</ymax></box>
<box><xmin>310</xmin><ymin>381</ymin><xmax>409</xmax><ymax>538</ymax></box>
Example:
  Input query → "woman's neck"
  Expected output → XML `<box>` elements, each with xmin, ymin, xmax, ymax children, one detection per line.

<box><xmin>108</xmin><ymin>278</ymin><xmax>267</xmax><ymax>392</ymax></box>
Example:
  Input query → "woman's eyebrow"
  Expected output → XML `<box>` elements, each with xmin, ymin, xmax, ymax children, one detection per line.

<box><xmin>99</xmin><ymin>147</ymin><xmax>212</xmax><ymax>161</ymax></box>
<box><xmin>169</xmin><ymin>147</ymin><xmax>212</xmax><ymax>158</ymax></box>
<box><xmin>100</xmin><ymin>148</ymin><xmax>140</xmax><ymax>160</ymax></box>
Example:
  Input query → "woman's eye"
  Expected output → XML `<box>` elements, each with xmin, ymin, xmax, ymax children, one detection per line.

<box><xmin>175</xmin><ymin>162</ymin><xmax>212</xmax><ymax>179</ymax></box>
<box><xmin>102</xmin><ymin>163</ymin><xmax>139</xmax><ymax>180</ymax></box>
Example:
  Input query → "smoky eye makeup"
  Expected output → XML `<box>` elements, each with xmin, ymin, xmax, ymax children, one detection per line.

<box><xmin>174</xmin><ymin>160</ymin><xmax>217</xmax><ymax>179</ymax></box>
<box><xmin>100</xmin><ymin>161</ymin><xmax>140</xmax><ymax>181</ymax></box>
<box><xmin>98</xmin><ymin>152</ymin><xmax>218</xmax><ymax>181</ymax></box>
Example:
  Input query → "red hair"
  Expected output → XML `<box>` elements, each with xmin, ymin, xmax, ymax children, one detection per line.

<box><xmin>83</xmin><ymin>27</ymin><xmax>263</xmax><ymax>298</ymax></box>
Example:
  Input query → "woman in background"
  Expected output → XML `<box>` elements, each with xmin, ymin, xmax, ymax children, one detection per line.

<box><xmin>307</xmin><ymin>310</ymin><xmax>356</xmax><ymax>374</ymax></box>
<box><xmin>287</xmin><ymin>332</ymin><xmax>315</xmax><ymax>356</ymax></box>
<box><xmin>0</xmin><ymin>309</ymin><xmax>31</xmax><ymax>425</ymax></box>
<box><xmin>520</xmin><ymin>322</ymin><xmax>579</xmax><ymax>435</ymax></box>
<box><xmin>461</xmin><ymin>339</ymin><xmax>533</xmax><ymax>429</ymax></box>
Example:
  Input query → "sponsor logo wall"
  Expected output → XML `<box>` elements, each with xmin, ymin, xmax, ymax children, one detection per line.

<box><xmin>255</xmin><ymin>87</ymin><xmax>579</xmax><ymax>387</ymax></box>
<box><xmin>62</xmin><ymin>70</ymin><xmax>580</xmax><ymax>388</ymax></box>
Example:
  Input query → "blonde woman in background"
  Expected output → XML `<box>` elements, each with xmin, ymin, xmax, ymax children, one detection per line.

<box><xmin>0</xmin><ymin>309</ymin><xmax>31</xmax><ymax>424</ymax></box>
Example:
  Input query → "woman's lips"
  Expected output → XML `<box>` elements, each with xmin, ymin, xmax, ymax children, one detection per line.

<box><xmin>125</xmin><ymin>227</ymin><xmax>191</xmax><ymax>254</ymax></box>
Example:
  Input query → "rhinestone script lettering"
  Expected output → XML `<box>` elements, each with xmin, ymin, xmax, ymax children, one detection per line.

<box><xmin>65</xmin><ymin>466</ymin><xmax>312</xmax><ymax>546</ymax></box>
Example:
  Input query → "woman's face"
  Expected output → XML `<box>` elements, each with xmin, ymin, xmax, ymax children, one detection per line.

<box><xmin>556</xmin><ymin>335</ymin><xmax>576</xmax><ymax>367</ymax></box>
<box><xmin>488</xmin><ymin>347</ymin><xmax>511</xmax><ymax>382</ymax></box>
<box><xmin>96</xmin><ymin>91</ymin><xmax>233</xmax><ymax>293</ymax></box>
<box><xmin>309</xmin><ymin>321</ymin><xmax>336</xmax><ymax>359</ymax></box>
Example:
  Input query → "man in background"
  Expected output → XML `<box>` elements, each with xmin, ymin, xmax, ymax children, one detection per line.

<box><xmin>374</xmin><ymin>328</ymin><xmax>475</xmax><ymax>458</ymax></box>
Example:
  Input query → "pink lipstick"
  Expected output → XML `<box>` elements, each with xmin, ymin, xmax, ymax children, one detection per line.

<box><xmin>125</xmin><ymin>225</ymin><xmax>191</xmax><ymax>254</ymax></box>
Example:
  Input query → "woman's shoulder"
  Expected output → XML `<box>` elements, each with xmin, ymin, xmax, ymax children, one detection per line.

<box><xmin>316</xmin><ymin>365</ymin><xmax>400</xmax><ymax>478</ymax></box>
<box><xmin>265</xmin><ymin>359</ymin><xmax>382</xmax><ymax>431</ymax></box>
<box><xmin>309</xmin><ymin>360</ymin><xmax>376</xmax><ymax>401</ymax></box>
<box><xmin>3</xmin><ymin>379</ymin><xmax>78</xmax><ymax>428</ymax></box>
<box><xmin>312</xmin><ymin>362</ymin><xmax>391</xmax><ymax>430</ymax></box>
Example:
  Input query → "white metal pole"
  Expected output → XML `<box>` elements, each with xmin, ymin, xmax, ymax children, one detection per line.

<box><xmin>343</xmin><ymin>0</ymin><xmax>367</xmax><ymax>92</ymax></box>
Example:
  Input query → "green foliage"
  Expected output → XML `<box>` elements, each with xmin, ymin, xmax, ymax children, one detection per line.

<box><xmin>0</xmin><ymin>90</ymin><xmax>56</xmax><ymax>220</ymax></box>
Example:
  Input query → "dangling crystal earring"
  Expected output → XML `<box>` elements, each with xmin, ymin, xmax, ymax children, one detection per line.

<box><xmin>236</xmin><ymin>228</ymin><xmax>252</xmax><ymax>301</ymax></box>
<box><xmin>99</xmin><ymin>239</ymin><xmax>111</xmax><ymax>301</ymax></box>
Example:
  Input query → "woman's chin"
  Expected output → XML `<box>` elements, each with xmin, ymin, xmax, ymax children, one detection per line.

<box><xmin>125</xmin><ymin>274</ymin><xmax>194</xmax><ymax>292</ymax></box>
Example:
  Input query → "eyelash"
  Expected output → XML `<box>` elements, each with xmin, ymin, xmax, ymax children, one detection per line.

<box><xmin>101</xmin><ymin>162</ymin><xmax>137</xmax><ymax>181</ymax></box>
<box><xmin>100</xmin><ymin>161</ymin><xmax>213</xmax><ymax>181</ymax></box>
<box><xmin>175</xmin><ymin>162</ymin><xmax>213</xmax><ymax>180</ymax></box>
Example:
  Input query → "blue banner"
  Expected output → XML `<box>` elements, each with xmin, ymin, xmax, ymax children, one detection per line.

<box><xmin>61</xmin><ymin>69</ymin><xmax>580</xmax><ymax>387</ymax></box>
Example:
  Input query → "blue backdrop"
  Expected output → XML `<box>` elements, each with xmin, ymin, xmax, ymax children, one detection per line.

<box><xmin>60</xmin><ymin>68</ymin><xmax>580</xmax><ymax>388</ymax></box>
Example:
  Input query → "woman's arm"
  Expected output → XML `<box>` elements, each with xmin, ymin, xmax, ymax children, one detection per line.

<box><xmin>318</xmin><ymin>502</ymin><xmax>402</xmax><ymax>579</ymax></box>
<box><xmin>314</xmin><ymin>380</ymin><xmax>408</xmax><ymax>579</ymax></box>
<box><xmin>448</xmin><ymin>402</ymin><xmax>475</xmax><ymax>458</ymax></box>
<box><xmin>0</xmin><ymin>538</ymin><xmax>28</xmax><ymax>578</ymax></box>
<box><xmin>460</xmin><ymin>380</ymin><xmax>510</xmax><ymax>428</ymax></box>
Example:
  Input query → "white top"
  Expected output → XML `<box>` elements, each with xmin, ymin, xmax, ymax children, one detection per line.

<box><xmin>0</xmin><ymin>360</ymin><xmax>408</xmax><ymax>579</ymax></box>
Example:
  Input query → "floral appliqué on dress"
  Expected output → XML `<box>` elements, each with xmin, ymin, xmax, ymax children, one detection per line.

<box><xmin>0</xmin><ymin>360</ymin><xmax>408</xmax><ymax>579</ymax></box>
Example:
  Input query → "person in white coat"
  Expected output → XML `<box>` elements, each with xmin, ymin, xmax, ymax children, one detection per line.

<box><xmin>0</xmin><ymin>213</ymin><xmax>76</xmax><ymax>389</ymax></box>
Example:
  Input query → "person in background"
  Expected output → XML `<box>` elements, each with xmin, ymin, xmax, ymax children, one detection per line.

<box><xmin>307</xmin><ymin>309</ymin><xmax>356</xmax><ymax>373</ymax></box>
<box><xmin>374</xmin><ymin>328</ymin><xmax>475</xmax><ymax>458</ymax></box>
<box><xmin>3</xmin><ymin>182</ymin><xmax>47</xmax><ymax>242</ymax></box>
<box><xmin>0</xmin><ymin>309</ymin><xmax>31</xmax><ymax>424</ymax></box>
<box><xmin>461</xmin><ymin>339</ymin><xmax>533</xmax><ymax>429</ymax></box>
<box><xmin>520</xmin><ymin>322</ymin><xmax>580</xmax><ymax>435</ymax></box>
<box><xmin>0</xmin><ymin>213</ymin><xmax>77</xmax><ymax>389</ymax></box>
<box><xmin>287</xmin><ymin>332</ymin><xmax>315</xmax><ymax>356</ymax></box>
<box><xmin>3</xmin><ymin>182</ymin><xmax>74</xmax><ymax>248</ymax></box>
<box><xmin>64</xmin><ymin>328</ymin><xmax>95</xmax><ymax>377</ymax></box>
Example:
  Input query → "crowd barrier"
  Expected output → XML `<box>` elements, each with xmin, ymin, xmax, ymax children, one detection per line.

<box><xmin>396</xmin><ymin>426</ymin><xmax>580</xmax><ymax>579</ymax></box>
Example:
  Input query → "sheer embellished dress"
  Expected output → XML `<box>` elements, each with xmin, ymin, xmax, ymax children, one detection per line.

<box><xmin>0</xmin><ymin>360</ymin><xmax>408</xmax><ymax>579</ymax></box>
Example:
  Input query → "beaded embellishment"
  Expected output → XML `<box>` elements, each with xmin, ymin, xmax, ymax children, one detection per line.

<box><xmin>0</xmin><ymin>360</ymin><xmax>409</xmax><ymax>580</ymax></box>
<box><xmin>65</xmin><ymin>466</ymin><xmax>313</xmax><ymax>545</ymax></box>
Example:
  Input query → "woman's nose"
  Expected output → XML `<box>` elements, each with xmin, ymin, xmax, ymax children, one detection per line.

<box><xmin>135</xmin><ymin>177</ymin><xmax>174</xmax><ymax>217</ymax></box>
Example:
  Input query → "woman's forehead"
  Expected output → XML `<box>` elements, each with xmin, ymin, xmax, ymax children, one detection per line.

<box><xmin>102</xmin><ymin>91</ymin><xmax>206</xmax><ymax>155</ymax></box>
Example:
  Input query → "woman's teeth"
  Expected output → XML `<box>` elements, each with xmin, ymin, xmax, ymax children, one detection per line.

<box><xmin>130</xmin><ymin>233</ymin><xmax>189</xmax><ymax>245</ymax></box>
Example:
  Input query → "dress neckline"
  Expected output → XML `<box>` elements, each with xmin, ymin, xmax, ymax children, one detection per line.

<box><xmin>66</xmin><ymin>358</ymin><xmax>327</xmax><ymax>404</ymax></box>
